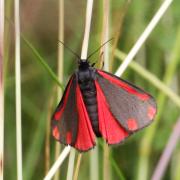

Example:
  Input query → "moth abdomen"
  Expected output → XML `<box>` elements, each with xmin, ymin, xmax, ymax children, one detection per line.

<box><xmin>78</xmin><ymin>69</ymin><xmax>101</xmax><ymax>136</ymax></box>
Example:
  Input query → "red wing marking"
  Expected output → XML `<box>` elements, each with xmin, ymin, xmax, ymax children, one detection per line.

<box><xmin>54</xmin><ymin>110</ymin><xmax>63</xmax><ymax>121</ymax></box>
<box><xmin>54</xmin><ymin>78</ymin><xmax>73</xmax><ymax>121</ymax></box>
<box><xmin>66</xmin><ymin>132</ymin><xmax>72</xmax><ymax>144</ymax></box>
<box><xmin>95</xmin><ymin>81</ymin><xmax>129</xmax><ymax>144</ymax></box>
<box><xmin>53</xmin><ymin>126</ymin><xmax>60</xmax><ymax>140</ymax></box>
<box><xmin>75</xmin><ymin>85</ymin><xmax>96</xmax><ymax>151</ymax></box>
<box><xmin>98</xmin><ymin>70</ymin><xmax>150</xmax><ymax>101</ymax></box>
<box><xmin>127</xmin><ymin>118</ymin><xmax>138</xmax><ymax>131</ymax></box>
<box><xmin>148</xmin><ymin>106</ymin><xmax>156</xmax><ymax>120</ymax></box>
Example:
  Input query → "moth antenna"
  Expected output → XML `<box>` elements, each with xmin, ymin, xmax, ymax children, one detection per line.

<box><xmin>87</xmin><ymin>38</ymin><xmax>114</xmax><ymax>59</ymax></box>
<box><xmin>58</xmin><ymin>40</ymin><xmax>81</xmax><ymax>59</ymax></box>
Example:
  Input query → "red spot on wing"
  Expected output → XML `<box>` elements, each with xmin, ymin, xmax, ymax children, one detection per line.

<box><xmin>95</xmin><ymin>81</ymin><xmax>129</xmax><ymax>144</ymax></box>
<box><xmin>54</xmin><ymin>110</ymin><xmax>62</xmax><ymax>120</ymax></box>
<box><xmin>66</xmin><ymin>132</ymin><xmax>72</xmax><ymax>144</ymax></box>
<box><xmin>75</xmin><ymin>85</ymin><xmax>95</xmax><ymax>151</ymax></box>
<box><xmin>53</xmin><ymin>126</ymin><xmax>60</xmax><ymax>140</ymax></box>
<box><xmin>98</xmin><ymin>71</ymin><xmax>150</xmax><ymax>101</ymax></box>
<box><xmin>53</xmin><ymin>78</ymin><xmax>74</xmax><ymax>121</ymax></box>
<box><xmin>127</xmin><ymin>118</ymin><xmax>138</xmax><ymax>131</ymax></box>
<box><xmin>148</xmin><ymin>106</ymin><xmax>156</xmax><ymax>120</ymax></box>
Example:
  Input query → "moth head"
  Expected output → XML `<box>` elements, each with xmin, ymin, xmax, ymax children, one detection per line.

<box><xmin>78</xmin><ymin>59</ymin><xmax>90</xmax><ymax>70</ymax></box>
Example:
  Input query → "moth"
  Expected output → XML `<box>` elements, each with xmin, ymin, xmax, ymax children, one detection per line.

<box><xmin>51</xmin><ymin>42</ymin><xmax>157</xmax><ymax>152</ymax></box>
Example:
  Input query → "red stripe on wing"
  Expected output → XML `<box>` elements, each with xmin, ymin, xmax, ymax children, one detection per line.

<box><xmin>53</xmin><ymin>78</ymin><xmax>73</xmax><ymax>121</ymax></box>
<box><xmin>95</xmin><ymin>81</ymin><xmax>129</xmax><ymax>144</ymax></box>
<box><xmin>98</xmin><ymin>70</ymin><xmax>150</xmax><ymax>101</ymax></box>
<box><xmin>75</xmin><ymin>85</ymin><xmax>96</xmax><ymax>151</ymax></box>
<box><xmin>52</xmin><ymin>126</ymin><xmax>60</xmax><ymax>140</ymax></box>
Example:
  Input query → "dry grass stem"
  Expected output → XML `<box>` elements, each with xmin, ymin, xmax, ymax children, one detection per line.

<box><xmin>0</xmin><ymin>0</ymin><xmax>4</xmax><ymax>179</ymax></box>
<box><xmin>54</xmin><ymin>0</ymin><xmax>64</xmax><ymax>179</ymax></box>
<box><xmin>44</xmin><ymin>146</ymin><xmax>71</xmax><ymax>180</ymax></box>
<box><xmin>101</xmin><ymin>0</ymin><xmax>111</xmax><ymax>180</ymax></box>
<box><xmin>66</xmin><ymin>149</ymin><xmax>76</xmax><ymax>180</ymax></box>
<box><xmin>73</xmin><ymin>154</ymin><xmax>82</xmax><ymax>180</ymax></box>
<box><xmin>81</xmin><ymin>0</ymin><xmax>94</xmax><ymax>59</ymax></box>
<box><xmin>15</xmin><ymin>0</ymin><xmax>23</xmax><ymax>179</ymax></box>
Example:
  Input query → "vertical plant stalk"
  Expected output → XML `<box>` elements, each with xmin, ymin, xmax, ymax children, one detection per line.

<box><xmin>0</xmin><ymin>0</ymin><xmax>4</xmax><ymax>179</ymax></box>
<box><xmin>151</xmin><ymin>118</ymin><xmax>180</xmax><ymax>180</ymax></box>
<box><xmin>66</xmin><ymin>149</ymin><xmax>76</xmax><ymax>180</ymax></box>
<box><xmin>100</xmin><ymin>1</ymin><xmax>111</xmax><ymax>180</ymax></box>
<box><xmin>54</xmin><ymin>0</ymin><xmax>64</xmax><ymax>179</ymax></box>
<box><xmin>15</xmin><ymin>0</ymin><xmax>23</xmax><ymax>179</ymax></box>
<box><xmin>109</xmin><ymin>0</ymin><xmax>131</xmax><ymax>72</ymax></box>
<box><xmin>44</xmin><ymin>1</ymin><xmax>94</xmax><ymax>179</ymax></box>
<box><xmin>81</xmin><ymin>0</ymin><xmax>94</xmax><ymax>60</ymax></box>
<box><xmin>90</xmin><ymin>147</ymin><xmax>99</xmax><ymax>180</ymax></box>
<box><xmin>73</xmin><ymin>154</ymin><xmax>82</xmax><ymax>180</ymax></box>
<box><xmin>115</xmin><ymin>0</ymin><xmax>173</xmax><ymax>77</ymax></box>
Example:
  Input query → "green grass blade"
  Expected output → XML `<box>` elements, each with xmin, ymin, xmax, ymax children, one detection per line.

<box><xmin>22</xmin><ymin>36</ymin><xmax>64</xmax><ymax>91</ymax></box>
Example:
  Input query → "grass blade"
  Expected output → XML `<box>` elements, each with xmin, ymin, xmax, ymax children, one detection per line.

<box><xmin>0</xmin><ymin>0</ymin><xmax>4</xmax><ymax>179</ymax></box>
<box><xmin>54</xmin><ymin>0</ymin><xmax>64</xmax><ymax>179</ymax></box>
<box><xmin>22</xmin><ymin>36</ymin><xmax>64</xmax><ymax>90</ymax></box>
<box><xmin>73</xmin><ymin>154</ymin><xmax>82</xmax><ymax>180</ymax></box>
<box><xmin>15</xmin><ymin>0</ymin><xmax>23</xmax><ymax>179</ymax></box>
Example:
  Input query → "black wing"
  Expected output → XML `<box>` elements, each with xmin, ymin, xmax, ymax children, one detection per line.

<box><xmin>51</xmin><ymin>75</ymin><xmax>78</xmax><ymax>146</ymax></box>
<box><xmin>96</xmin><ymin>70</ymin><xmax>157</xmax><ymax>132</ymax></box>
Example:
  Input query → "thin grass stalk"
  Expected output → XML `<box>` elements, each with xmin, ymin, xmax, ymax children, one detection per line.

<box><xmin>99</xmin><ymin>1</ymin><xmax>111</xmax><ymax>179</ymax></box>
<box><xmin>66</xmin><ymin>149</ymin><xmax>76</xmax><ymax>180</ymax></box>
<box><xmin>101</xmin><ymin>0</ymin><xmax>110</xmax><ymax>70</ymax></box>
<box><xmin>44</xmin><ymin>146</ymin><xmax>71</xmax><ymax>180</ymax></box>
<box><xmin>90</xmin><ymin>147</ymin><xmax>99</xmax><ymax>180</ymax></box>
<box><xmin>44</xmin><ymin>1</ymin><xmax>94</xmax><ymax>179</ymax></box>
<box><xmin>115</xmin><ymin>49</ymin><xmax>180</xmax><ymax>108</ymax></box>
<box><xmin>115</xmin><ymin>0</ymin><xmax>173</xmax><ymax>77</ymax></box>
<box><xmin>109</xmin><ymin>0</ymin><xmax>131</xmax><ymax>72</ymax></box>
<box><xmin>93</xmin><ymin>0</ymin><xmax>110</xmax><ymax>179</ymax></box>
<box><xmin>15</xmin><ymin>0</ymin><xmax>23</xmax><ymax>179</ymax></box>
<box><xmin>54</xmin><ymin>0</ymin><xmax>64</xmax><ymax>179</ymax></box>
<box><xmin>99</xmin><ymin>139</ymin><xmax>126</xmax><ymax>179</ymax></box>
<box><xmin>22</xmin><ymin>36</ymin><xmax>64</xmax><ymax>90</ymax></box>
<box><xmin>0</xmin><ymin>0</ymin><xmax>4</xmax><ymax>179</ymax></box>
<box><xmin>73</xmin><ymin>154</ymin><xmax>82</xmax><ymax>180</ymax></box>
<box><xmin>81</xmin><ymin>0</ymin><xmax>94</xmax><ymax>60</ymax></box>
<box><xmin>151</xmin><ymin>117</ymin><xmax>180</xmax><ymax>180</ymax></box>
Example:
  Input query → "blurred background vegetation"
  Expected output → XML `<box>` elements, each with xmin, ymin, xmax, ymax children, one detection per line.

<box><xmin>4</xmin><ymin>0</ymin><xmax>180</xmax><ymax>179</ymax></box>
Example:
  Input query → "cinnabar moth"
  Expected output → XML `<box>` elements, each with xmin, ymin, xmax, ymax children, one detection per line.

<box><xmin>51</xmin><ymin>42</ymin><xmax>157</xmax><ymax>152</ymax></box>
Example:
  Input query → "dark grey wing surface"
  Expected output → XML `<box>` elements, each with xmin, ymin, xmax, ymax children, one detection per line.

<box><xmin>96</xmin><ymin>70</ymin><xmax>157</xmax><ymax>132</ymax></box>
<box><xmin>51</xmin><ymin>75</ymin><xmax>78</xmax><ymax>146</ymax></box>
